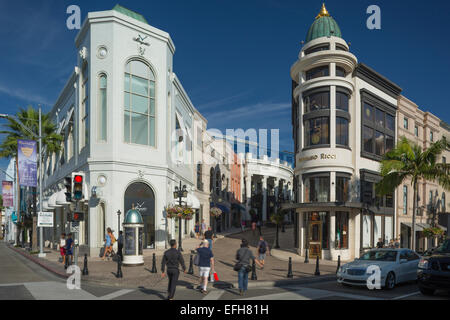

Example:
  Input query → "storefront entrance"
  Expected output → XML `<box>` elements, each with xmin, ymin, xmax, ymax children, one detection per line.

<box><xmin>309</xmin><ymin>221</ymin><xmax>322</xmax><ymax>259</ymax></box>
<box><xmin>124</xmin><ymin>182</ymin><xmax>155</xmax><ymax>249</ymax></box>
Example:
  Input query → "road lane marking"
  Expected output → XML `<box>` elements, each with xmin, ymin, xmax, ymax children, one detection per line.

<box><xmin>392</xmin><ymin>291</ymin><xmax>421</xmax><ymax>300</ymax></box>
<box><xmin>203</xmin><ymin>289</ymin><xmax>226</xmax><ymax>300</ymax></box>
<box><xmin>98</xmin><ymin>289</ymin><xmax>134</xmax><ymax>300</ymax></box>
<box><xmin>24</xmin><ymin>281</ymin><xmax>98</xmax><ymax>300</ymax></box>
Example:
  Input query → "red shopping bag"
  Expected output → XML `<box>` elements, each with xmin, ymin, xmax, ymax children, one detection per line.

<box><xmin>213</xmin><ymin>272</ymin><xmax>219</xmax><ymax>282</ymax></box>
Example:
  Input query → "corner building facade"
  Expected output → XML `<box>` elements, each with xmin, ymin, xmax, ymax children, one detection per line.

<box><xmin>291</xmin><ymin>5</ymin><xmax>402</xmax><ymax>261</ymax></box>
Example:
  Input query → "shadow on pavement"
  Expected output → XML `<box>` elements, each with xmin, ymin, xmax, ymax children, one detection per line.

<box><xmin>137</xmin><ymin>286</ymin><xmax>166</xmax><ymax>300</ymax></box>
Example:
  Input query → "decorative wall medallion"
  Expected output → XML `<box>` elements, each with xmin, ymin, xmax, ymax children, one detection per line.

<box><xmin>138</xmin><ymin>170</ymin><xmax>145</xmax><ymax>179</ymax></box>
<box><xmin>133</xmin><ymin>34</ymin><xmax>150</xmax><ymax>56</ymax></box>
<box><xmin>79</xmin><ymin>47</ymin><xmax>88</xmax><ymax>60</ymax></box>
<box><xmin>97</xmin><ymin>175</ymin><xmax>107</xmax><ymax>186</ymax></box>
<box><xmin>97</xmin><ymin>46</ymin><xmax>108</xmax><ymax>59</ymax></box>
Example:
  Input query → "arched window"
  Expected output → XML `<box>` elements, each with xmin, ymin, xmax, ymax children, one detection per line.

<box><xmin>99</xmin><ymin>74</ymin><xmax>107</xmax><ymax>141</ymax></box>
<box><xmin>216</xmin><ymin>170</ymin><xmax>221</xmax><ymax>195</ymax></box>
<box><xmin>124</xmin><ymin>60</ymin><xmax>156</xmax><ymax>146</ymax></box>
<box><xmin>197</xmin><ymin>163</ymin><xmax>203</xmax><ymax>191</ymax></box>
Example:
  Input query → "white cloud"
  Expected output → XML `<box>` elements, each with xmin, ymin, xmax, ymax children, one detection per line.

<box><xmin>0</xmin><ymin>83</ymin><xmax>53</xmax><ymax>107</ymax></box>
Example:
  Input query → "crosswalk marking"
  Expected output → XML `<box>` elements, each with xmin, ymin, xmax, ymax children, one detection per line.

<box><xmin>98</xmin><ymin>289</ymin><xmax>134</xmax><ymax>300</ymax></box>
<box><xmin>203</xmin><ymin>289</ymin><xmax>226</xmax><ymax>300</ymax></box>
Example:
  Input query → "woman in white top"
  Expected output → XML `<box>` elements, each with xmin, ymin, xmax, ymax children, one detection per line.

<box><xmin>60</xmin><ymin>233</ymin><xmax>66</xmax><ymax>264</ymax></box>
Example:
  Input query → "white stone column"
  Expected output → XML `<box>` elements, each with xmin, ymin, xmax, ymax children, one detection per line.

<box><xmin>262</xmin><ymin>176</ymin><xmax>268</xmax><ymax>222</ymax></box>
<box><xmin>298</xmin><ymin>210</ymin><xmax>304</xmax><ymax>256</ymax></box>
<box><xmin>274</xmin><ymin>178</ymin><xmax>279</xmax><ymax>216</ymax></box>
<box><xmin>330</xmin><ymin>211</ymin><xmax>336</xmax><ymax>259</ymax></box>
<box><xmin>246</xmin><ymin>175</ymin><xmax>252</xmax><ymax>220</ymax></box>
<box><xmin>330</xmin><ymin>85</ymin><xmax>336</xmax><ymax>149</ymax></box>
<box><xmin>330</xmin><ymin>172</ymin><xmax>336</xmax><ymax>202</ymax></box>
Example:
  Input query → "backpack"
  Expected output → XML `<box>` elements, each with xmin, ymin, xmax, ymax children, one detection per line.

<box><xmin>111</xmin><ymin>234</ymin><xmax>116</xmax><ymax>245</ymax></box>
<box><xmin>259</xmin><ymin>241</ymin><xmax>267</xmax><ymax>254</ymax></box>
<box><xmin>193</xmin><ymin>254</ymin><xmax>200</xmax><ymax>266</ymax></box>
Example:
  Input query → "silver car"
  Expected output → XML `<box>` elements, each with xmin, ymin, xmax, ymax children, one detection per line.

<box><xmin>337</xmin><ymin>249</ymin><xmax>421</xmax><ymax>290</ymax></box>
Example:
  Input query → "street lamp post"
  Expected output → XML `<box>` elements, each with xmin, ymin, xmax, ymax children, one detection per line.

<box><xmin>117</xmin><ymin>210</ymin><xmax>122</xmax><ymax>233</ymax></box>
<box><xmin>173</xmin><ymin>181</ymin><xmax>187</xmax><ymax>252</ymax></box>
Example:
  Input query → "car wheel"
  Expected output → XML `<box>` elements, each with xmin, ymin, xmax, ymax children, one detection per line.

<box><xmin>419</xmin><ymin>287</ymin><xmax>435</xmax><ymax>296</ymax></box>
<box><xmin>384</xmin><ymin>272</ymin><xmax>396</xmax><ymax>290</ymax></box>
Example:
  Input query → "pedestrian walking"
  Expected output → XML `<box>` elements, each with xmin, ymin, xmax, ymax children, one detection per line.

<box><xmin>196</xmin><ymin>240</ymin><xmax>214</xmax><ymax>295</ymax></box>
<box><xmin>201</xmin><ymin>219</ymin><xmax>207</xmax><ymax>237</ymax></box>
<box><xmin>117</xmin><ymin>231</ymin><xmax>124</xmax><ymax>261</ymax></box>
<box><xmin>256</xmin><ymin>236</ymin><xmax>270</xmax><ymax>269</ymax></box>
<box><xmin>388</xmin><ymin>239</ymin><xmax>394</xmax><ymax>248</ymax></box>
<box><xmin>194</xmin><ymin>222</ymin><xmax>200</xmax><ymax>239</ymax></box>
<box><xmin>65</xmin><ymin>233</ymin><xmax>74</xmax><ymax>266</ymax></box>
<box><xmin>59</xmin><ymin>233</ymin><xmax>66</xmax><ymax>264</ymax></box>
<box><xmin>376</xmin><ymin>238</ymin><xmax>384</xmax><ymax>249</ymax></box>
<box><xmin>102</xmin><ymin>228</ymin><xmax>113</xmax><ymax>260</ymax></box>
<box><xmin>394</xmin><ymin>238</ymin><xmax>400</xmax><ymax>249</ymax></box>
<box><xmin>250</xmin><ymin>211</ymin><xmax>257</xmax><ymax>236</ymax></box>
<box><xmin>203</xmin><ymin>227</ymin><xmax>214</xmax><ymax>250</ymax></box>
<box><xmin>235</xmin><ymin>239</ymin><xmax>262</xmax><ymax>296</ymax></box>
<box><xmin>161</xmin><ymin>239</ymin><xmax>186</xmax><ymax>300</ymax></box>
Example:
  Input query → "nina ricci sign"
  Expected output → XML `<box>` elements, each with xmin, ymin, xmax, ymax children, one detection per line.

<box><xmin>298</xmin><ymin>153</ymin><xmax>337</xmax><ymax>163</ymax></box>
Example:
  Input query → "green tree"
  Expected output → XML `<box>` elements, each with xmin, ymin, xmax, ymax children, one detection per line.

<box><xmin>270</xmin><ymin>210</ymin><xmax>287</xmax><ymax>249</ymax></box>
<box><xmin>376</xmin><ymin>137</ymin><xmax>450</xmax><ymax>251</ymax></box>
<box><xmin>0</xmin><ymin>106</ymin><xmax>63</xmax><ymax>249</ymax></box>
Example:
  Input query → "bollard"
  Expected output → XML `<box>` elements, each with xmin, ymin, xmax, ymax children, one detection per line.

<box><xmin>304</xmin><ymin>249</ymin><xmax>309</xmax><ymax>264</ymax></box>
<box><xmin>336</xmin><ymin>255</ymin><xmax>341</xmax><ymax>274</ymax></box>
<box><xmin>151</xmin><ymin>253</ymin><xmax>157</xmax><ymax>273</ymax></box>
<box><xmin>251</xmin><ymin>259</ymin><xmax>257</xmax><ymax>280</ymax></box>
<box><xmin>188</xmin><ymin>255</ymin><xmax>194</xmax><ymax>275</ymax></box>
<box><xmin>287</xmin><ymin>257</ymin><xmax>293</xmax><ymax>278</ymax></box>
<box><xmin>314</xmin><ymin>256</ymin><xmax>320</xmax><ymax>276</ymax></box>
<box><xmin>82</xmin><ymin>254</ymin><xmax>89</xmax><ymax>276</ymax></box>
<box><xmin>116</xmin><ymin>255</ymin><xmax>123</xmax><ymax>278</ymax></box>
<box><xmin>64</xmin><ymin>255</ymin><xmax>69</xmax><ymax>270</ymax></box>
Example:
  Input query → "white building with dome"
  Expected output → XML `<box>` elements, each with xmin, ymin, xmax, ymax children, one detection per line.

<box><xmin>290</xmin><ymin>4</ymin><xmax>402</xmax><ymax>261</ymax></box>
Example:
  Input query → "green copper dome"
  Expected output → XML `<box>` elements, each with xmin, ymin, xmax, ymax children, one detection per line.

<box><xmin>113</xmin><ymin>4</ymin><xmax>148</xmax><ymax>24</ymax></box>
<box><xmin>305</xmin><ymin>4</ymin><xmax>342</xmax><ymax>44</ymax></box>
<box><xmin>124</xmin><ymin>209</ymin><xmax>143</xmax><ymax>224</ymax></box>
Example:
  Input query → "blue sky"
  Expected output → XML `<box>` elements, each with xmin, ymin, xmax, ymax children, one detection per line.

<box><xmin>0</xmin><ymin>0</ymin><xmax>449</xmax><ymax>174</ymax></box>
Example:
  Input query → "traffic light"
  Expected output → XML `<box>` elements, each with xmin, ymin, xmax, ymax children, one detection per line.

<box><xmin>72</xmin><ymin>212</ymin><xmax>84</xmax><ymax>222</ymax></box>
<box><xmin>64</xmin><ymin>177</ymin><xmax>72</xmax><ymax>202</ymax></box>
<box><xmin>72</xmin><ymin>173</ymin><xmax>85</xmax><ymax>201</ymax></box>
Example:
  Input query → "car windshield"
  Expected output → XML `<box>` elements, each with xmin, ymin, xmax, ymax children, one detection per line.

<box><xmin>359</xmin><ymin>250</ymin><xmax>397</xmax><ymax>262</ymax></box>
<box><xmin>435</xmin><ymin>240</ymin><xmax>450</xmax><ymax>253</ymax></box>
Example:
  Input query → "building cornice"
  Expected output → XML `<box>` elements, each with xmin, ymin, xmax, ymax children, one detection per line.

<box><xmin>353</xmin><ymin>63</ymin><xmax>402</xmax><ymax>99</ymax></box>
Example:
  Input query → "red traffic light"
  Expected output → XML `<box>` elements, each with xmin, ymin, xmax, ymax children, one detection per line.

<box><xmin>74</xmin><ymin>175</ymin><xmax>83</xmax><ymax>183</ymax></box>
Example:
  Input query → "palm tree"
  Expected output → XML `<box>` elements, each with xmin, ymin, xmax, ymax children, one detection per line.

<box><xmin>376</xmin><ymin>137</ymin><xmax>450</xmax><ymax>251</ymax></box>
<box><xmin>0</xmin><ymin>106</ymin><xmax>63</xmax><ymax>250</ymax></box>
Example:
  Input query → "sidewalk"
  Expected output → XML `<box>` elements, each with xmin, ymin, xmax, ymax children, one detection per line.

<box><xmin>7</xmin><ymin>226</ymin><xmax>338</xmax><ymax>290</ymax></box>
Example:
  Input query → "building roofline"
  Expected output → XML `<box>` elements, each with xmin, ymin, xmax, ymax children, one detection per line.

<box><xmin>353</xmin><ymin>63</ymin><xmax>402</xmax><ymax>99</ymax></box>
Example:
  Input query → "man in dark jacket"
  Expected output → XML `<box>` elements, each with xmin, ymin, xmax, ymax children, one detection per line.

<box><xmin>161</xmin><ymin>240</ymin><xmax>186</xmax><ymax>300</ymax></box>
<box><xmin>117</xmin><ymin>231</ymin><xmax>124</xmax><ymax>261</ymax></box>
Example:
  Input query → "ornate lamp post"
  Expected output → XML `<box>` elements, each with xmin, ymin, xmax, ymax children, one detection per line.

<box><xmin>117</xmin><ymin>210</ymin><xmax>122</xmax><ymax>233</ymax></box>
<box><xmin>173</xmin><ymin>181</ymin><xmax>188</xmax><ymax>252</ymax></box>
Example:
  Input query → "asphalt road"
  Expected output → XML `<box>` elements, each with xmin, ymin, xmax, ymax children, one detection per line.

<box><xmin>1</xmin><ymin>241</ymin><xmax>448</xmax><ymax>300</ymax></box>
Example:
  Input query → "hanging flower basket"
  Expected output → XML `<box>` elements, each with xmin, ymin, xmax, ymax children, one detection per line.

<box><xmin>423</xmin><ymin>227</ymin><xmax>445</xmax><ymax>238</ymax></box>
<box><xmin>166</xmin><ymin>205</ymin><xmax>194</xmax><ymax>220</ymax></box>
<box><xmin>210</xmin><ymin>207</ymin><xmax>222</xmax><ymax>217</ymax></box>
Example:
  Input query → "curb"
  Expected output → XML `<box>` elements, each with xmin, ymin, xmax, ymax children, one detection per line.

<box><xmin>7</xmin><ymin>245</ymin><xmax>69</xmax><ymax>279</ymax></box>
<box><xmin>229</xmin><ymin>274</ymin><xmax>337</xmax><ymax>289</ymax></box>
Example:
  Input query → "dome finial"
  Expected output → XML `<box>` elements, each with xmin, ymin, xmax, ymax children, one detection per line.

<box><xmin>316</xmin><ymin>3</ymin><xmax>330</xmax><ymax>19</ymax></box>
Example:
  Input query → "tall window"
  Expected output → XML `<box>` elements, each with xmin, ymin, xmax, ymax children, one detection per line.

<box><xmin>304</xmin><ymin>174</ymin><xmax>330</xmax><ymax>202</ymax></box>
<box><xmin>304</xmin><ymin>91</ymin><xmax>329</xmax><ymax>113</ymax></box>
<box><xmin>210</xmin><ymin>168</ymin><xmax>214</xmax><ymax>192</ymax></box>
<box><xmin>336</xmin><ymin>91</ymin><xmax>349</xmax><ymax>112</ymax></box>
<box><xmin>305</xmin><ymin>66</ymin><xmax>329</xmax><ymax>81</ymax></box>
<box><xmin>335</xmin><ymin>212</ymin><xmax>349</xmax><ymax>249</ymax></box>
<box><xmin>336</xmin><ymin>175</ymin><xmax>349</xmax><ymax>202</ymax></box>
<box><xmin>197</xmin><ymin>163</ymin><xmax>203</xmax><ymax>191</ymax></box>
<box><xmin>430</xmin><ymin>131</ymin><xmax>434</xmax><ymax>142</ymax></box>
<box><xmin>81</xmin><ymin>63</ymin><xmax>89</xmax><ymax>149</ymax></box>
<box><xmin>336</xmin><ymin>66</ymin><xmax>347</xmax><ymax>77</ymax></box>
<box><xmin>304</xmin><ymin>44</ymin><xmax>329</xmax><ymax>55</ymax></box>
<box><xmin>415</xmin><ymin>125</ymin><xmax>419</xmax><ymax>137</ymax></box>
<box><xmin>99</xmin><ymin>74</ymin><xmax>107</xmax><ymax>141</ymax></box>
<box><xmin>362</xmin><ymin>99</ymin><xmax>396</xmax><ymax>158</ymax></box>
<box><xmin>336</xmin><ymin>117</ymin><xmax>349</xmax><ymax>146</ymax></box>
<box><xmin>403</xmin><ymin>117</ymin><xmax>409</xmax><ymax>130</ymax></box>
<box><xmin>124</xmin><ymin>60</ymin><xmax>156</xmax><ymax>146</ymax></box>
<box><xmin>403</xmin><ymin>186</ymin><xmax>408</xmax><ymax>215</ymax></box>
<box><xmin>305</xmin><ymin>117</ymin><xmax>329</xmax><ymax>147</ymax></box>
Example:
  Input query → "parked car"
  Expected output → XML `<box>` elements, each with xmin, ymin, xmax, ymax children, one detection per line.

<box><xmin>417</xmin><ymin>239</ymin><xmax>450</xmax><ymax>296</ymax></box>
<box><xmin>337</xmin><ymin>249</ymin><xmax>420</xmax><ymax>290</ymax></box>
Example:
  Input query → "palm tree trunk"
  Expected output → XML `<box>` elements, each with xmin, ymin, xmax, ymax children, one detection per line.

<box><xmin>412</xmin><ymin>180</ymin><xmax>417</xmax><ymax>252</ymax></box>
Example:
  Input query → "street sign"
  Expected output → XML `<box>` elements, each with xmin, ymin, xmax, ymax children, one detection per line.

<box><xmin>37</xmin><ymin>212</ymin><xmax>54</xmax><ymax>228</ymax></box>
<box><xmin>70</xmin><ymin>221</ymin><xmax>79</xmax><ymax>232</ymax></box>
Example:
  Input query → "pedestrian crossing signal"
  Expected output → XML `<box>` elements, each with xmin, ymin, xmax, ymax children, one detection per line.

<box><xmin>64</xmin><ymin>177</ymin><xmax>72</xmax><ymax>202</ymax></box>
<box><xmin>73</xmin><ymin>212</ymin><xmax>84</xmax><ymax>222</ymax></box>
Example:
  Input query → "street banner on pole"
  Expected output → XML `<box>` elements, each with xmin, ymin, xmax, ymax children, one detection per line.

<box><xmin>18</xmin><ymin>139</ymin><xmax>37</xmax><ymax>187</ymax></box>
<box><xmin>2</xmin><ymin>181</ymin><xmax>13</xmax><ymax>207</ymax></box>
<box><xmin>37</xmin><ymin>212</ymin><xmax>54</xmax><ymax>228</ymax></box>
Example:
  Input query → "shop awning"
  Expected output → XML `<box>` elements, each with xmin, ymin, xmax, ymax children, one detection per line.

<box><xmin>172</xmin><ymin>193</ymin><xmax>200</xmax><ymax>209</ymax></box>
<box><xmin>56</xmin><ymin>189</ymin><xmax>71</xmax><ymax>206</ymax></box>
<box><xmin>402</xmin><ymin>222</ymin><xmax>424</xmax><ymax>231</ymax></box>
<box><xmin>231</xmin><ymin>203</ymin><xmax>246</xmax><ymax>211</ymax></box>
